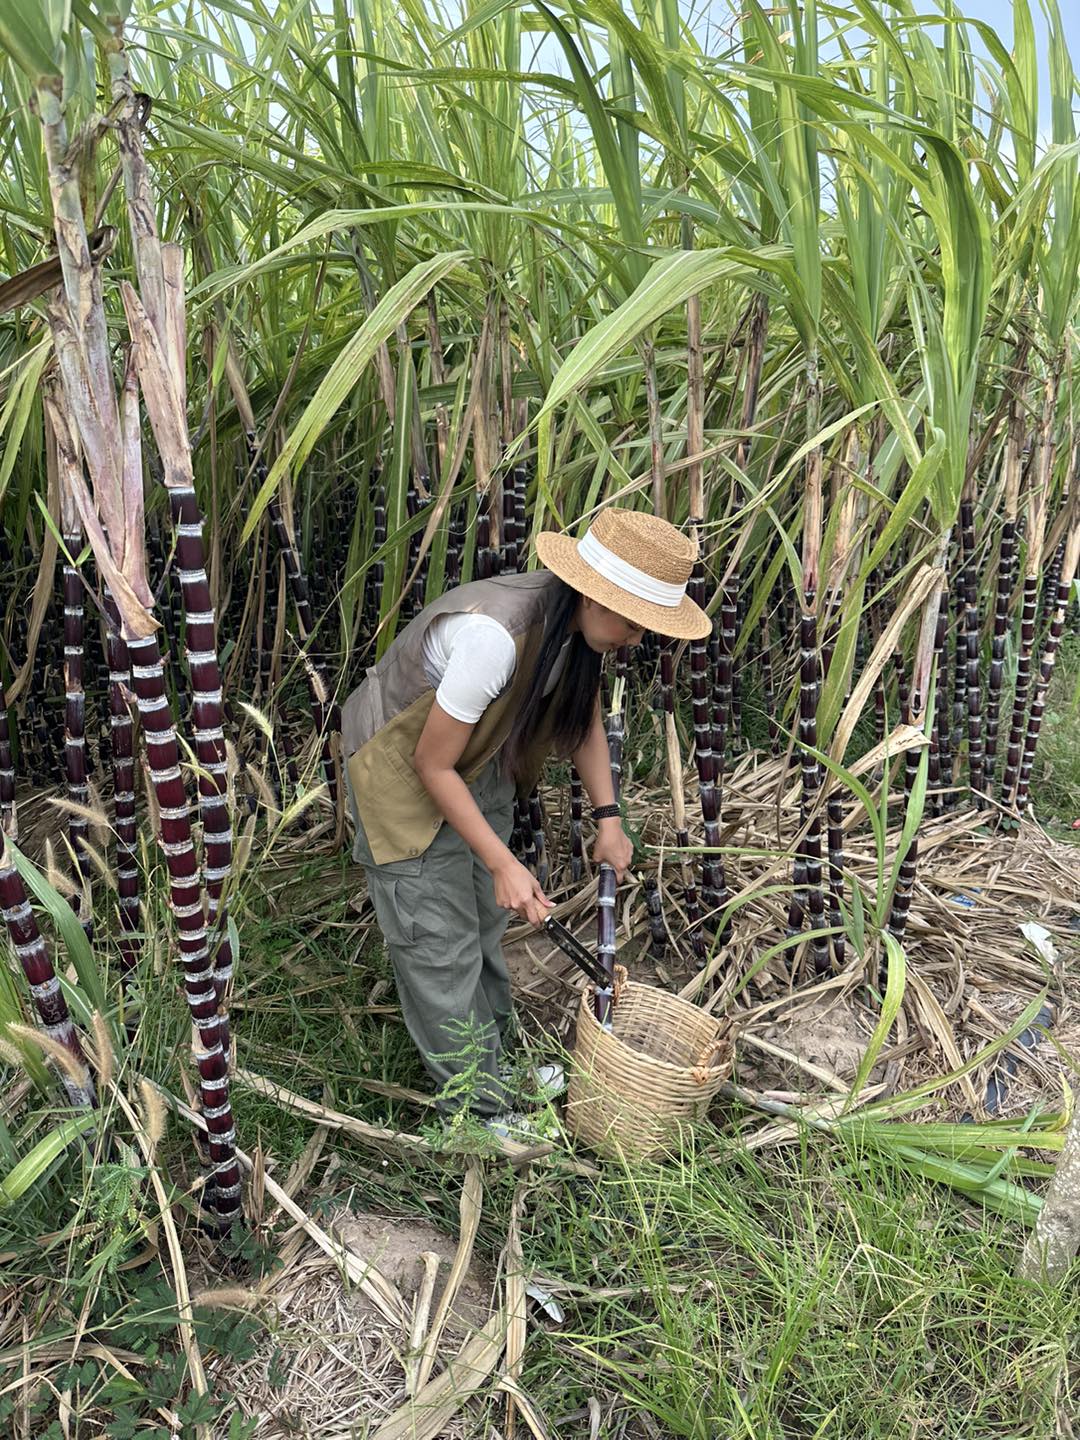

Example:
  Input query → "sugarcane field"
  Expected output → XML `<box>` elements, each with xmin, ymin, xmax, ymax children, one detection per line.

<box><xmin>4</xmin><ymin>0</ymin><xmax>1080</xmax><ymax>1434</ymax></box>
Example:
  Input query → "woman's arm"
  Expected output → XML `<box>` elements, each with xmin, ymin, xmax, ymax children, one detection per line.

<box><xmin>413</xmin><ymin>703</ymin><xmax>553</xmax><ymax>926</ymax></box>
<box><xmin>571</xmin><ymin>699</ymin><xmax>634</xmax><ymax>879</ymax></box>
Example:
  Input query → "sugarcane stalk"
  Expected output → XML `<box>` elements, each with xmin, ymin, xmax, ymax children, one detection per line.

<box><xmin>0</xmin><ymin>822</ymin><xmax>94</xmax><ymax>1109</ymax></box>
<box><xmin>886</xmin><ymin>538</ymin><xmax>949</xmax><ymax>945</ymax></box>
<box><xmin>659</xmin><ymin>646</ymin><xmax>707</xmax><ymax>966</ymax></box>
<box><xmin>51</xmin><ymin>412</ymin><xmax>92</xmax><ymax>933</ymax></box>
<box><xmin>959</xmin><ymin>487</ymin><xmax>986</xmax><ymax>805</ymax></box>
<box><xmin>527</xmin><ymin>790</ymin><xmax>548</xmax><ymax>890</ymax></box>
<box><xmin>785</xmin><ymin>352</ymin><xmax>830</xmax><ymax>975</ymax></box>
<box><xmin>0</xmin><ymin>681</ymin><xmax>15</xmax><ymax>840</ymax></box>
<box><xmin>103</xmin><ymin>593</ymin><xmax>141</xmax><ymax>975</ymax></box>
<box><xmin>949</xmin><ymin>529</ymin><xmax>968</xmax><ymax>781</ymax></box>
<box><xmin>595</xmin><ymin>676</ymin><xmax>625</xmax><ymax>1026</ymax></box>
<box><xmin>1014</xmin><ymin>520</ymin><xmax>1079</xmax><ymax>814</ymax></box>
<box><xmin>644</xmin><ymin>877</ymin><xmax>666</xmax><ymax>960</ymax></box>
<box><xmin>569</xmin><ymin>766</ymin><xmax>584</xmax><ymax>883</ymax></box>
<box><xmin>1002</xmin><ymin>363</ymin><xmax>1058</xmax><ymax>805</ymax></box>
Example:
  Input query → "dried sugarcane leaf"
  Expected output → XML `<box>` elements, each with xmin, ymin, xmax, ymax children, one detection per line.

<box><xmin>415</xmin><ymin>1159</ymin><xmax>484</xmax><ymax>1393</ymax></box>
<box><xmin>370</xmin><ymin>1308</ymin><xmax>507</xmax><ymax>1440</ymax></box>
<box><xmin>503</xmin><ymin>1182</ymin><xmax>528</xmax><ymax>1440</ymax></box>
<box><xmin>497</xmin><ymin>1378</ymin><xmax>555</xmax><ymax>1440</ymax></box>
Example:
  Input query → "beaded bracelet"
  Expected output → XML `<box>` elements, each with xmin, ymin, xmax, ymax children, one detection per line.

<box><xmin>592</xmin><ymin>803</ymin><xmax>621</xmax><ymax>821</ymax></box>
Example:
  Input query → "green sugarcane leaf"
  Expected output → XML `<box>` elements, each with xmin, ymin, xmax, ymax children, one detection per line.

<box><xmin>535</xmin><ymin>247</ymin><xmax>777</xmax><ymax>426</ymax></box>
<box><xmin>0</xmin><ymin>1111</ymin><xmax>96</xmax><ymax>1206</ymax></box>
<box><xmin>241</xmin><ymin>251</ymin><xmax>469</xmax><ymax>545</ymax></box>
<box><xmin>0</xmin><ymin>3</ymin><xmax>65</xmax><ymax>83</ymax></box>
<box><xmin>0</xmin><ymin>345</ymin><xmax>49</xmax><ymax>510</ymax></box>
<box><xmin>6</xmin><ymin>842</ymin><xmax>107</xmax><ymax>1018</ymax></box>
<box><xmin>845</xmin><ymin>931</ymin><xmax>906</xmax><ymax>1108</ymax></box>
<box><xmin>859</xmin><ymin>990</ymin><xmax>1050</xmax><ymax>1122</ymax></box>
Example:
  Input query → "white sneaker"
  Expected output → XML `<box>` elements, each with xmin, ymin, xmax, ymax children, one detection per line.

<box><xmin>484</xmin><ymin>1108</ymin><xmax>560</xmax><ymax>1143</ymax></box>
<box><xmin>498</xmin><ymin>1059</ymin><xmax>566</xmax><ymax>1101</ymax></box>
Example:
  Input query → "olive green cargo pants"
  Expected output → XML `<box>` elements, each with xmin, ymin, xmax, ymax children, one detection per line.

<box><xmin>347</xmin><ymin>759</ymin><xmax>515</xmax><ymax>1115</ymax></box>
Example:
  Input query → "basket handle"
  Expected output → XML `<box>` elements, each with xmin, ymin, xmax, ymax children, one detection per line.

<box><xmin>691</xmin><ymin>1034</ymin><xmax>727</xmax><ymax>1086</ymax></box>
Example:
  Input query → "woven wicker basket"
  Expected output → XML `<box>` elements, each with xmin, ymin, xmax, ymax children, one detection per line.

<box><xmin>565</xmin><ymin>979</ymin><xmax>732</xmax><ymax>1159</ymax></box>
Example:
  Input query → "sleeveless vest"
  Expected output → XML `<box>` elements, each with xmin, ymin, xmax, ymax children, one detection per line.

<box><xmin>342</xmin><ymin>572</ymin><xmax>563</xmax><ymax>864</ymax></box>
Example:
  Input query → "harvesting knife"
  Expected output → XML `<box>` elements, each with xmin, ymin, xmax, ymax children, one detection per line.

<box><xmin>542</xmin><ymin>915</ymin><xmax>610</xmax><ymax>988</ymax></box>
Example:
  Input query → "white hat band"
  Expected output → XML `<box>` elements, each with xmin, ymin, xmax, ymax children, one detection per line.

<box><xmin>577</xmin><ymin>528</ymin><xmax>686</xmax><ymax>608</ymax></box>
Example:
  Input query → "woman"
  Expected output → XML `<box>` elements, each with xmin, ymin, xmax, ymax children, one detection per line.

<box><xmin>342</xmin><ymin>507</ymin><xmax>710</xmax><ymax>1128</ymax></box>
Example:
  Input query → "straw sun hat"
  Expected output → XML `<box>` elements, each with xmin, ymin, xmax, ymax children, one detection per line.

<box><xmin>535</xmin><ymin>508</ymin><xmax>711</xmax><ymax>641</ymax></box>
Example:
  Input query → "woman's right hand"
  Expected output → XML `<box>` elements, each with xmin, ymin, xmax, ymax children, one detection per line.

<box><xmin>493</xmin><ymin>854</ymin><xmax>554</xmax><ymax>927</ymax></box>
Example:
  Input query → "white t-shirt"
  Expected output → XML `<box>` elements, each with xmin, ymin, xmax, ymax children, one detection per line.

<box><xmin>421</xmin><ymin>613</ymin><xmax>570</xmax><ymax>724</ymax></box>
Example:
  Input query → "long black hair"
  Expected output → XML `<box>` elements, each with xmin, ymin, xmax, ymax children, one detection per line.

<box><xmin>502</xmin><ymin>579</ymin><xmax>601</xmax><ymax>781</ymax></box>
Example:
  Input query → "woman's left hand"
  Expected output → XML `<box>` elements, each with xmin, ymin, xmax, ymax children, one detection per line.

<box><xmin>593</xmin><ymin>819</ymin><xmax>633</xmax><ymax>881</ymax></box>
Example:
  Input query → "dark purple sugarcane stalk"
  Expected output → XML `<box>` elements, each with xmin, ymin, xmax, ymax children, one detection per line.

<box><xmin>983</xmin><ymin>515</ymin><xmax>1013</xmax><ymax>781</ymax></box>
<box><xmin>927</xmin><ymin>593</ymin><xmax>947</xmax><ymax>813</ymax></box>
<box><xmin>949</xmin><ymin>531</ymin><xmax>968</xmax><ymax>778</ymax></box>
<box><xmin>1014</xmin><ymin>526</ymin><xmax>1079</xmax><ymax>813</ymax></box>
<box><xmin>104</xmin><ymin>593</ymin><xmax>141</xmax><ymax>974</ymax></box>
<box><xmin>476</xmin><ymin>492</ymin><xmax>496</xmax><ymax>580</ymax></box>
<box><xmin>1003</xmin><ymin>367</ymin><xmax>1058</xmax><ymax>805</ymax></box>
<box><xmin>527</xmin><ymin>790</ymin><xmax>548</xmax><ymax>889</ymax></box>
<box><xmin>516</xmin><ymin>796</ymin><xmax>537</xmax><ymax>873</ymax></box>
<box><xmin>710</xmin><ymin>577</ymin><xmax>736</xmax><ymax>774</ymax></box>
<box><xmin>986</xmin><ymin>436</ymin><xmax>1024</xmax><ymax>781</ymax></box>
<box><xmin>1038</xmin><ymin>533</ymin><xmax>1066</xmax><ymax>635</ymax></box>
<box><xmin>1001</xmin><ymin>571</ymin><xmax>1040</xmax><ymax>804</ymax></box>
<box><xmin>0</xmin><ymin>824</ymin><xmax>94</xmax><ymax>1108</ymax></box>
<box><xmin>760</xmin><ymin>606</ymin><xmax>779</xmax><ymax>753</ymax></box>
<box><xmin>787</xmin><ymin>352</ymin><xmax>830</xmax><ymax>976</ymax></box>
<box><xmin>659</xmin><ymin>640</ymin><xmax>706</xmax><ymax>966</ymax></box>
<box><xmin>163</xmin><ymin>480</ymin><xmax>235</xmax><ymax>999</ymax></box>
<box><xmin>0</xmin><ymin>682</ymin><xmax>15</xmax><ymax>839</ymax></box>
<box><xmin>60</xmin><ymin>512</ymin><xmax>91</xmax><ymax>929</ymax></box>
<box><xmin>125</xmin><ymin>629</ymin><xmax>240</xmax><ymax>1222</ymax></box>
<box><xmin>886</xmin><ymin>534</ymin><xmax>950</xmax><ymax>950</ymax></box>
<box><xmin>731</xmin><ymin>586</ymin><xmax>746</xmax><ymax>742</ymax></box>
<box><xmin>595</xmin><ymin>678</ymin><xmax>625</xmax><ymax>1027</ymax></box>
<box><xmin>679</xmin><ymin>622</ymin><xmax>730</xmax><ymax>940</ymax></box>
<box><xmin>115</xmin><ymin>281</ymin><xmax>242</xmax><ymax>1226</ymax></box>
<box><xmin>370</xmin><ymin>471</ymin><xmax>388</xmax><ymax>616</ymax></box>
<box><xmin>569</xmin><ymin>766</ymin><xmax>584</xmax><ymax>883</ymax></box>
<box><xmin>961</xmin><ymin>515</ymin><xmax>985</xmax><ymax>806</ymax></box>
<box><xmin>445</xmin><ymin>500</ymin><xmax>464</xmax><ymax>591</ymax></box>
<box><xmin>513</xmin><ymin>466</ymin><xmax>528</xmax><ymax>571</ymax></box>
<box><xmin>501</xmin><ymin>468</ymin><xmax>518</xmax><ymax>572</ymax></box>
<box><xmin>885</xmin><ymin>728</ymin><xmax>921</xmax><ymax>944</ymax></box>
<box><xmin>933</xmin><ymin>587</ymin><xmax>953</xmax><ymax>805</ymax></box>
<box><xmin>644</xmin><ymin>877</ymin><xmax>666</xmax><ymax>960</ymax></box>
